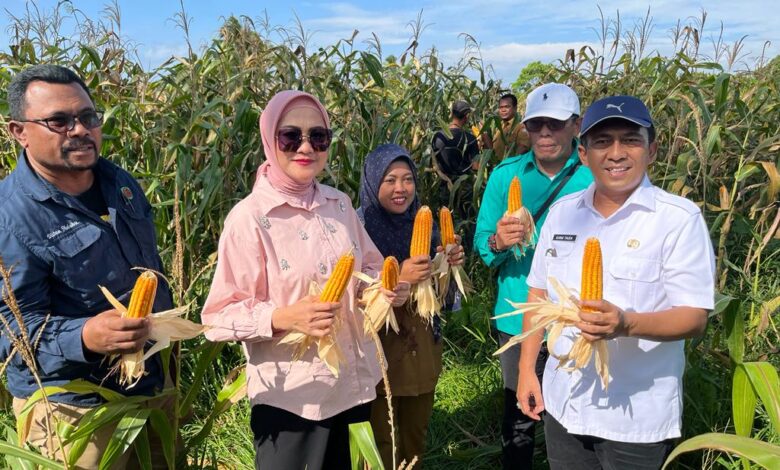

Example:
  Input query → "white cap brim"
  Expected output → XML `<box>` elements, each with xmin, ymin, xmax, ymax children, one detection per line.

<box><xmin>522</xmin><ymin>108</ymin><xmax>576</xmax><ymax>123</ymax></box>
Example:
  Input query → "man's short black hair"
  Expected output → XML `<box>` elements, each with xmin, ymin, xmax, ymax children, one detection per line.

<box><xmin>7</xmin><ymin>64</ymin><xmax>93</xmax><ymax>120</ymax></box>
<box><xmin>581</xmin><ymin>118</ymin><xmax>656</xmax><ymax>147</ymax></box>
<box><xmin>499</xmin><ymin>93</ymin><xmax>517</xmax><ymax>108</ymax></box>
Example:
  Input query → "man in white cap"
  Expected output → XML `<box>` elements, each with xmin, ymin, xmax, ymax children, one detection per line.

<box><xmin>475</xmin><ymin>83</ymin><xmax>593</xmax><ymax>469</ymax></box>
<box><xmin>518</xmin><ymin>95</ymin><xmax>714</xmax><ymax>469</ymax></box>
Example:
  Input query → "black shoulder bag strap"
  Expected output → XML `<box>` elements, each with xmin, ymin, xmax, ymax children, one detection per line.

<box><xmin>532</xmin><ymin>160</ymin><xmax>581</xmax><ymax>223</ymax></box>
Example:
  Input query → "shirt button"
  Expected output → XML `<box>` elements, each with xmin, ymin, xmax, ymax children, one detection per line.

<box><xmin>411</xmin><ymin>350</ymin><xmax>417</xmax><ymax>357</ymax></box>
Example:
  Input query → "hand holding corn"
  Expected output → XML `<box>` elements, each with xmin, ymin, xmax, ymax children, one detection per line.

<box><xmin>495</xmin><ymin>216</ymin><xmax>529</xmax><ymax>250</ymax></box>
<box><xmin>380</xmin><ymin>281</ymin><xmax>411</xmax><ymax>307</ymax></box>
<box><xmin>82</xmin><ymin>309</ymin><xmax>150</xmax><ymax>355</ymax></box>
<box><xmin>272</xmin><ymin>296</ymin><xmax>339</xmax><ymax>338</ymax></box>
<box><xmin>399</xmin><ymin>255</ymin><xmax>433</xmax><ymax>285</ymax></box>
<box><xmin>436</xmin><ymin>233</ymin><xmax>465</xmax><ymax>266</ymax></box>
<box><xmin>577</xmin><ymin>300</ymin><xmax>628</xmax><ymax>341</ymax></box>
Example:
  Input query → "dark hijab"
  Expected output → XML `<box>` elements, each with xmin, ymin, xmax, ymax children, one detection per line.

<box><xmin>357</xmin><ymin>144</ymin><xmax>437</xmax><ymax>261</ymax></box>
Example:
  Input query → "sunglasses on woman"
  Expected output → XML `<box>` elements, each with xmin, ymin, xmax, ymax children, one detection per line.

<box><xmin>524</xmin><ymin>117</ymin><xmax>573</xmax><ymax>133</ymax></box>
<box><xmin>276</xmin><ymin>126</ymin><xmax>333</xmax><ymax>152</ymax></box>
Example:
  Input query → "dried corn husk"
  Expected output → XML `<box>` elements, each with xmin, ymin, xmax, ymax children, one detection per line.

<box><xmin>278</xmin><ymin>281</ymin><xmax>345</xmax><ymax>377</ymax></box>
<box><xmin>506</xmin><ymin>206</ymin><xmax>536</xmax><ymax>259</ymax></box>
<box><xmin>353</xmin><ymin>271</ymin><xmax>399</xmax><ymax>334</ymax></box>
<box><xmin>99</xmin><ymin>285</ymin><xmax>205</xmax><ymax>388</ymax></box>
<box><xmin>492</xmin><ymin>277</ymin><xmax>610</xmax><ymax>389</ymax></box>
<box><xmin>432</xmin><ymin>244</ymin><xmax>473</xmax><ymax>303</ymax></box>
<box><xmin>411</xmin><ymin>276</ymin><xmax>441</xmax><ymax>322</ymax></box>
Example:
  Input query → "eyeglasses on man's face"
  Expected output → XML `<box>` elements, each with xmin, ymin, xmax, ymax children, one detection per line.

<box><xmin>524</xmin><ymin>116</ymin><xmax>573</xmax><ymax>133</ymax></box>
<box><xmin>17</xmin><ymin>110</ymin><xmax>104</xmax><ymax>134</ymax></box>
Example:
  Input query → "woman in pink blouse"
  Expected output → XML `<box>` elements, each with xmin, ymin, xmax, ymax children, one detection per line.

<box><xmin>201</xmin><ymin>90</ymin><xmax>409</xmax><ymax>469</ymax></box>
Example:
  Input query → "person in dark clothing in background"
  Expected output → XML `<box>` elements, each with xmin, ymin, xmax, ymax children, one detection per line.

<box><xmin>432</xmin><ymin>99</ymin><xmax>479</xmax><ymax>247</ymax></box>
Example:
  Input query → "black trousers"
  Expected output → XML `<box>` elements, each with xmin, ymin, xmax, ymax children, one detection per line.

<box><xmin>497</xmin><ymin>331</ymin><xmax>549</xmax><ymax>470</ymax></box>
<box><xmin>544</xmin><ymin>413</ymin><xmax>675</xmax><ymax>470</ymax></box>
<box><xmin>250</xmin><ymin>402</ymin><xmax>371</xmax><ymax>470</ymax></box>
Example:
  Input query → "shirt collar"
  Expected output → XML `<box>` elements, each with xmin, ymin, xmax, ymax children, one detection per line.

<box><xmin>17</xmin><ymin>152</ymin><xmax>117</xmax><ymax>203</ymax></box>
<box><xmin>578</xmin><ymin>174</ymin><xmax>655</xmax><ymax>215</ymax></box>
<box><xmin>252</xmin><ymin>174</ymin><xmax>340</xmax><ymax>213</ymax></box>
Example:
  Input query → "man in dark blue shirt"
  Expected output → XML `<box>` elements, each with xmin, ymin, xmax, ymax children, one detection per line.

<box><xmin>1</xmin><ymin>64</ymin><xmax>173</xmax><ymax>466</ymax></box>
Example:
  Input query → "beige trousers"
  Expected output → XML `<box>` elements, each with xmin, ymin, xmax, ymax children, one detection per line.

<box><xmin>13</xmin><ymin>388</ymin><xmax>176</xmax><ymax>470</ymax></box>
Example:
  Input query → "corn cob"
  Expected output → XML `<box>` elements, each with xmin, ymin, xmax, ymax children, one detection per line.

<box><xmin>471</xmin><ymin>125</ymin><xmax>480</xmax><ymax>137</ymax></box>
<box><xmin>320</xmin><ymin>253</ymin><xmax>355</xmax><ymax>302</ymax></box>
<box><xmin>381</xmin><ymin>256</ymin><xmax>399</xmax><ymax>290</ymax></box>
<box><xmin>126</xmin><ymin>271</ymin><xmax>157</xmax><ymax>319</ymax></box>
<box><xmin>507</xmin><ymin>176</ymin><xmax>523</xmax><ymax>213</ymax></box>
<box><xmin>410</xmin><ymin>206</ymin><xmax>433</xmax><ymax>257</ymax></box>
<box><xmin>580</xmin><ymin>238</ymin><xmax>603</xmax><ymax>311</ymax></box>
<box><xmin>439</xmin><ymin>207</ymin><xmax>456</xmax><ymax>247</ymax></box>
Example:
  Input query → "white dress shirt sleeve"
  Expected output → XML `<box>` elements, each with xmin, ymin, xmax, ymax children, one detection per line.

<box><xmin>661</xmin><ymin>211</ymin><xmax>715</xmax><ymax>309</ymax></box>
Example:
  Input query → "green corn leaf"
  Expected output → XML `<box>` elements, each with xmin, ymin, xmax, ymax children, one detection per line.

<box><xmin>98</xmin><ymin>409</ymin><xmax>151</xmax><ymax>470</ymax></box>
<box><xmin>663</xmin><ymin>433</ymin><xmax>780</xmax><ymax>469</ymax></box>
<box><xmin>742</xmin><ymin>362</ymin><xmax>780</xmax><ymax>433</ymax></box>
<box><xmin>733</xmin><ymin>364</ymin><xmax>757</xmax><ymax>437</ymax></box>
<box><xmin>0</xmin><ymin>440</ymin><xmax>64</xmax><ymax>469</ymax></box>
<box><xmin>348</xmin><ymin>421</ymin><xmax>384</xmax><ymax>470</ymax></box>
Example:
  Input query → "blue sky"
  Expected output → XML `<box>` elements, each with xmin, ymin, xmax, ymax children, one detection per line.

<box><xmin>2</xmin><ymin>1</ymin><xmax>777</xmax><ymax>84</ymax></box>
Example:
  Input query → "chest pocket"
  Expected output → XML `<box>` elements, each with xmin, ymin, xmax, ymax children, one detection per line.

<box><xmin>608</xmin><ymin>257</ymin><xmax>661</xmax><ymax>309</ymax></box>
<box><xmin>47</xmin><ymin>224</ymin><xmax>103</xmax><ymax>287</ymax></box>
<box><xmin>543</xmin><ymin>239</ymin><xmax>577</xmax><ymax>285</ymax></box>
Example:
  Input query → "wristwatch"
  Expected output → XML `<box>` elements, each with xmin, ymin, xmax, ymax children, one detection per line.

<box><xmin>488</xmin><ymin>233</ymin><xmax>505</xmax><ymax>253</ymax></box>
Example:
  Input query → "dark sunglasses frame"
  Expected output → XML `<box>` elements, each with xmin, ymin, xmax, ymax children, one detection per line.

<box><xmin>524</xmin><ymin>116</ymin><xmax>573</xmax><ymax>133</ymax></box>
<box><xmin>276</xmin><ymin>126</ymin><xmax>333</xmax><ymax>152</ymax></box>
<box><xmin>17</xmin><ymin>110</ymin><xmax>104</xmax><ymax>134</ymax></box>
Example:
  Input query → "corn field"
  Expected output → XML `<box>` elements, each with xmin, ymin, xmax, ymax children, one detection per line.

<box><xmin>0</xmin><ymin>2</ymin><xmax>778</xmax><ymax>469</ymax></box>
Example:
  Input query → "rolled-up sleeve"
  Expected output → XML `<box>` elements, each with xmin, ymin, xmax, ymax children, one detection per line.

<box><xmin>201</xmin><ymin>215</ymin><xmax>277</xmax><ymax>343</ymax></box>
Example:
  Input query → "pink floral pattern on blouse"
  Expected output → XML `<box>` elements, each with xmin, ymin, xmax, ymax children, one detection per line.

<box><xmin>202</xmin><ymin>175</ymin><xmax>384</xmax><ymax>420</ymax></box>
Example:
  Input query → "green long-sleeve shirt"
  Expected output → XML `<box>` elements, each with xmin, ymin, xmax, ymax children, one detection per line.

<box><xmin>474</xmin><ymin>145</ymin><xmax>593</xmax><ymax>335</ymax></box>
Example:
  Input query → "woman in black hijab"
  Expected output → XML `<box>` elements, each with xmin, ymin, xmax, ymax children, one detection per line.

<box><xmin>358</xmin><ymin>143</ymin><xmax>465</xmax><ymax>468</ymax></box>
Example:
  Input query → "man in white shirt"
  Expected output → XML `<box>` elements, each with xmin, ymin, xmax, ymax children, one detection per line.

<box><xmin>517</xmin><ymin>95</ymin><xmax>715</xmax><ymax>469</ymax></box>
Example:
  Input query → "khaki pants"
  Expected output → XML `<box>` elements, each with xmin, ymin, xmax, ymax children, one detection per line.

<box><xmin>13</xmin><ymin>389</ymin><xmax>176</xmax><ymax>470</ymax></box>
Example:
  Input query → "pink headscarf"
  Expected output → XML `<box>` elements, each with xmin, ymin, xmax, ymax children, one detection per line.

<box><xmin>256</xmin><ymin>90</ymin><xmax>331</xmax><ymax>204</ymax></box>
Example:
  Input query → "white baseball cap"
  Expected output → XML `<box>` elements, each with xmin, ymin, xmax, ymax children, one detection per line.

<box><xmin>522</xmin><ymin>83</ymin><xmax>580</xmax><ymax>122</ymax></box>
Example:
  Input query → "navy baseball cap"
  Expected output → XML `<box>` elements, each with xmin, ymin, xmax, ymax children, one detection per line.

<box><xmin>580</xmin><ymin>96</ymin><xmax>653</xmax><ymax>137</ymax></box>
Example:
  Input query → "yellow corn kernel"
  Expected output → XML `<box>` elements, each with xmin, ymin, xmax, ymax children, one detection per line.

<box><xmin>507</xmin><ymin>176</ymin><xmax>523</xmax><ymax>213</ymax></box>
<box><xmin>580</xmin><ymin>238</ymin><xmax>603</xmax><ymax>311</ymax></box>
<box><xmin>320</xmin><ymin>253</ymin><xmax>355</xmax><ymax>302</ymax></box>
<box><xmin>409</xmin><ymin>206</ymin><xmax>433</xmax><ymax>257</ymax></box>
<box><xmin>471</xmin><ymin>125</ymin><xmax>480</xmax><ymax>137</ymax></box>
<box><xmin>439</xmin><ymin>207</ymin><xmax>456</xmax><ymax>247</ymax></box>
<box><xmin>382</xmin><ymin>256</ymin><xmax>399</xmax><ymax>290</ymax></box>
<box><xmin>126</xmin><ymin>271</ymin><xmax>158</xmax><ymax>319</ymax></box>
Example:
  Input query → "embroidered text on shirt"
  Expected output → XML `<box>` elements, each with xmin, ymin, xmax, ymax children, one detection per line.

<box><xmin>46</xmin><ymin>220</ymin><xmax>81</xmax><ymax>239</ymax></box>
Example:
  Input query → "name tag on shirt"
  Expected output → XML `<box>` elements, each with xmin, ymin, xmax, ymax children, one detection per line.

<box><xmin>553</xmin><ymin>234</ymin><xmax>577</xmax><ymax>242</ymax></box>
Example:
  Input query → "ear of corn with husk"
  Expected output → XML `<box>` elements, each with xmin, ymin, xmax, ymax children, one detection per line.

<box><xmin>492</xmin><ymin>238</ymin><xmax>610</xmax><ymax>390</ymax></box>
<box><xmin>278</xmin><ymin>252</ymin><xmax>353</xmax><ymax>376</ymax></box>
<box><xmin>408</xmin><ymin>206</ymin><xmax>441</xmax><ymax>321</ymax></box>
<box><xmin>433</xmin><ymin>207</ymin><xmax>473</xmax><ymax>302</ymax></box>
<box><xmin>99</xmin><ymin>269</ymin><xmax>204</xmax><ymax>388</ymax></box>
<box><xmin>355</xmin><ymin>256</ymin><xmax>401</xmax><ymax>334</ymax></box>
<box><xmin>506</xmin><ymin>176</ymin><xmax>535</xmax><ymax>258</ymax></box>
